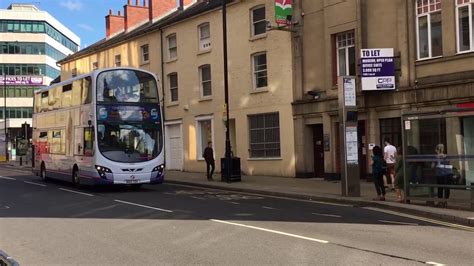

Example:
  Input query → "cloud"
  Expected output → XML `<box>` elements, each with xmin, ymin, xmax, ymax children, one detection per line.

<box><xmin>60</xmin><ymin>0</ymin><xmax>83</xmax><ymax>11</ymax></box>
<box><xmin>78</xmin><ymin>23</ymin><xmax>94</xmax><ymax>32</ymax></box>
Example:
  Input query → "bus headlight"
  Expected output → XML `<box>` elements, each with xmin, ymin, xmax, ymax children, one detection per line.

<box><xmin>152</xmin><ymin>164</ymin><xmax>165</xmax><ymax>174</ymax></box>
<box><xmin>95</xmin><ymin>165</ymin><xmax>112</xmax><ymax>178</ymax></box>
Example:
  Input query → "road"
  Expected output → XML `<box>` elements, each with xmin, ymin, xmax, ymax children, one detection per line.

<box><xmin>0</xmin><ymin>166</ymin><xmax>473</xmax><ymax>265</ymax></box>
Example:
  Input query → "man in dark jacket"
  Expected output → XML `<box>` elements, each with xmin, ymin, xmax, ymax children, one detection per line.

<box><xmin>203</xmin><ymin>141</ymin><xmax>214</xmax><ymax>181</ymax></box>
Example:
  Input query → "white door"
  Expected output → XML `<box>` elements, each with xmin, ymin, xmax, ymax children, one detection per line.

<box><xmin>165</xmin><ymin>123</ymin><xmax>183</xmax><ymax>170</ymax></box>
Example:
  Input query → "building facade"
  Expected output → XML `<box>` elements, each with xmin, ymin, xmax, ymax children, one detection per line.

<box><xmin>0</xmin><ymin>4</ymin><xmax>80</xmax><ymax>160</ymax></box>
<box><xmin>59</xmin><ymin>0</ymin><xmax>296</xmax><ymax>177</ymax></box>
<box><xmin>293</xmin><ymin>0</ymin><xmax>474</xmax><ymax>180</ymax></box>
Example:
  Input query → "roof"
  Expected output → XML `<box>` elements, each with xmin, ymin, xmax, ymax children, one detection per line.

<box><xmin>59</xmin><ymin>0</ymin><xmax>226</xmax><ymax>64</ymax></box>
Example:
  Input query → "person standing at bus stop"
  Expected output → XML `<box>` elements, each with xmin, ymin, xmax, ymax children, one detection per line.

<box><xmin>203</xmin><ymin>141</ymin><xmax>215</xmax><ymax>181</ymax></box>
<box><xmin>384</xmin><ymin>137</ymin><xmax>397</xmax><ymax>191</ymax></box>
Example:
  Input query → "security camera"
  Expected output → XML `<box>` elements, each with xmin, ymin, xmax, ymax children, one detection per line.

<box><xmin>414</xmin><ymin>80</ymin><xmax>419</xmax><ymax>85</ymax></box>
<box><xmin>307</xmin><ymin>90</ymin><xmax>321</xmax><ymax>100</ymax></box>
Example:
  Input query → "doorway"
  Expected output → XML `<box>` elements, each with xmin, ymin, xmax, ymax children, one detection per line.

<box><xmin>313</xmin><ymin>124</ymin><xmax>325</xmax><ymax>178</ymax></box>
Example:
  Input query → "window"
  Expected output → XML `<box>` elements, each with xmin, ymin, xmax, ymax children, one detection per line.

<box><xmin>249</xmin><ymin>113</ymin><xmax>280</xmax><ymax>158</ymax></box>
<box><xmin>196</xmin><ymin>118</ymin><xmax>213</xmax><ymax>160</ymax></box>
<box><xmin>168</xmin><ymin>73</ymin><xmax>178</xmax><ymax>102</ymax></box>
<box><xmin>92</xmin><ymin>62</ymin><xmax>98</xmax><ymax>70</ymax></box>
<box><xmin>167</xmin><ymin>34</ymin><xmax>177</xmax><ymax>60</ymax></box>
<box><xmin>72</xmin><ymin>68</ymin><xmax>77</xmax><ymax>78</ymax></box>
<box><xmin>252</xmin><ymin>52</ymin><xmax>267</xmax><ymax>89</ymax></box>
<box><xmin>251</xmin><ymin>6</ymin><xmax>266</xmax><ymax>36</ymax></box>
<box><xmin>141</xmin><ymin>44</ymin><xmax>149</xmax><ymax>63</ymax></box>
<box><xmin>199</xmin><ymin>65</ymin><xmax>212</xmax><ymax>97</ymax></box>
<box><xmin>336</xmin><ymin>31</ymin><xmax>356</xmax><ymax>77</ymax></box>
<box><xmin>457</xmin><ymin>0</ymin><xmax>474</xmax><ymax>52</ymax></box>
<box><xmin>114</xmin><ymin>55</ymin><xmax>121</xmax><ymax>67</ymax></box>
<box><xmin>198</xmin><ymin>23</ymin><xmax>211</xmax><ymax>51</ymax></box>
<box><xmin>379</xmin><ymin>118</ymin><xmax>402</xmax><ymax>148</ymax></box>
<box><xmin>416</xmin><ymin>0</ymin><xmax>443</xmax><ymax>59</ymax></box>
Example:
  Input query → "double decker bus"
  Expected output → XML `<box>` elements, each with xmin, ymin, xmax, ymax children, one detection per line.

<box><xmin>32</xmin><ymin>67</ymin><xmax>164</xmax><ymax>187</ymax></box>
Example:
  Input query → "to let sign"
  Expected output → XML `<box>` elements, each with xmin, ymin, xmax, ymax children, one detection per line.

<box><xmin>360</xmin><ymin>48</ymin><xmax>395</xmax><ymax>91</ymax></box>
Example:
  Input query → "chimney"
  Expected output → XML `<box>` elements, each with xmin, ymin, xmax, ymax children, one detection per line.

<box><xmin>149</xmin><ymin>0</ymin><xmax>176</xmax><ymax>21</ymax></box>
<box><xmin>105</xmin><ymin>10</ymin><xmax>125</xmax><ymax>38</ymax></box>
<box><xmin>124</xmin><ymin>0</ymin><xmax>150</xmax><ymax>31</ymax></box>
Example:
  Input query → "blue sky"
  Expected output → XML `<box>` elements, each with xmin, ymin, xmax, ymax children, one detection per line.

<box><xmin>3</xmin><ymin>0</ymin><xmax>128</xmax><ymax>48</ymax></box>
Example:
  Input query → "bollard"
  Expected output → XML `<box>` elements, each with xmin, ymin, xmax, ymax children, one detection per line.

<box><xmin>20</xmin><ymin>156</ymin><xmax>22</xmax><ymax>166</ymax></box>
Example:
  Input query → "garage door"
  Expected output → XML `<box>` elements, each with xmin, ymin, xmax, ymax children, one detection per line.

<box><xmin>165</xmin><ymin>123</ymin><xmax>183</xmax><ymax>170</ymax></box>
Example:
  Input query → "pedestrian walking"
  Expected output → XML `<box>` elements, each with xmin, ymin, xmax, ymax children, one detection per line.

<box><xmin>383</xmin><ymin>137</ymin><xmax>397</xmax><ymax>191</ymax></box>
<box><xmin>372</xmin><ymin>145</ymin><xmax>386</xmax><ymax>201</ymax></box>
<box><xmin>203</xmin><ymin>141</ymin><xmax>215</xmax><ymax>181</ymax></box>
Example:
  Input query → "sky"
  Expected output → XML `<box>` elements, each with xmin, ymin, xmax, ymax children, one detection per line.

<box><xmin>2</xmin><ymin>0</ymin><xmax>128</xmax><ymax>49</ymax></box>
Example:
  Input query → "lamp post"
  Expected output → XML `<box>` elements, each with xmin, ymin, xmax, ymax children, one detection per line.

<box><xmin>2</xmin><ymin>46</ymin><xmax>7</xmax><ymax>161</ymax></box>
<box><xmin>220</xmin><ymin>0</ymin><xmax>240</xmax><ymax>182</ymax></box>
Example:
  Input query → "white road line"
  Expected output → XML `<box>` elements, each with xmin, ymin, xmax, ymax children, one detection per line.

<box><xmin>426</xmin><ymin>262</ymin><xmax>446</xmax><ymax>266</ymax></box>
<box><xmin>312</xmin><ymin>213</ymin><xmax>342</xmax><ymax>218</ymax></box>
<box><xmin>363</xmin><ymin>207</ymin><xmax>474</xmax><ymax>232</ymax></box>
<box><xmin>262</xmin><ymin>206</ymin><xmax>276</xmax><ymax>210</ymax></box>
<box><xmin>378</xmin><ymin>220</ymin><xmax>418</xmax><ymax>226</ymax></box>
<box><xmin>58</xmin><ymin>188</ymin><xmax>94</xmax><ymax>197</ymax></box>
<box><xmin>229</xmin><ymin>202</ymin><xmax>240</xmax><ymax>205</ymax></box>
<box><xmin>211</xmin><ymin>219</ymin><xmax>329</xmax><ymax>244</ymax></box>
<box><xmin>114</xmin><ymin>200</ymin><xmax>173</xmax><ymax>213</ymax></box>
<box><xmin>0</xmin><ymin>176</ymin><xmax>16</xmax><ymax>180</ymax></box>
<box><xmin>23</xmin><ymin>181</ymin><xmax>46</xmax><ymax>187</ymax></box>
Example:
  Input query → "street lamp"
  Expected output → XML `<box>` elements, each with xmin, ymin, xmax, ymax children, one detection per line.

<box><xmin>220</xmin><ymin>0</ymin><xmax>240</xmax><ymax>182</ymax></box>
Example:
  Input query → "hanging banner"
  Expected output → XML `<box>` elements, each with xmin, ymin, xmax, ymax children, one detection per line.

<box><xmin>360</xmin><ymin>48</ymin><xmax>395</xmax><ymax>91</ymax></box>
<box><xmin>275</xmin><ymin>0</ymin><xmax>293</xmax><ymax>26</ymax></box>
<box><xmin>0</xmin><ymin>75</ymin><xmax>43</xmax><ymax>86</ymax></box>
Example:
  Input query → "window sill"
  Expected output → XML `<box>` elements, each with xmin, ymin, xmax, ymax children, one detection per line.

<box><xmin>415</xmin><ymin>55</ymin><xmax>443</xmax><ymax>64</ymax></box>
<box><xmin>248</xmin><ymin>157</ymin><xmax>282</xmax><ymax>161</ymax></box>
<box><xmin>197</xmin><ymin>49</ymin><xmax>211</xmax><ymax>55</ymax></box>
<box><xmin>198</xmin><ymin>97</ymin><xmax>213</xmax><ymax>102</ymax></box>
<box><xmin>140</xmin><ymin>61</ymin><xmax>150</xmax><ymax>66</ymax></box>
<box><xmin>415</xmin><ymin>52</ymin><xmax>474</xmax><ymax>66</ymax></box>
<box><xmin>167</xmin><ymin>102</ymin><xmax>179</xmax><ymax>107</ymax></box>
<box><xmin>166</xmin><ymin>58</ymin><xmax>178</xmax><ymax>64</ymax></box>
<box><xmin>249</xmin><ymin>34</ymin><xmax>267</xmax><ymax>41</ymax></box>
<box><xmin>250</xmin><ymin>87</ymin><xmax>268</xmax><ymax>94</ymax></box>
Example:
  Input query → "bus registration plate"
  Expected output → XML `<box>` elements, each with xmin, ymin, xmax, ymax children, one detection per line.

<box><xmin>126</xmin><ymin>176</ymin><xmax>139</xmax><ymax>184</ymax></box>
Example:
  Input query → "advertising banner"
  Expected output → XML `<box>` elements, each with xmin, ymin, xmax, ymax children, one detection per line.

<box><xmin>275</xmin><ymin>0</ymin><xmax>293</xmax><ymax>26</ymax></box>
<box><xmin>0</xmin><ymin>75</ymin><xmax>43</xmax><ymax>86</ymax></box>
<box><xmin>360</xmin><ymin>48</ymin><xmax>395</xmax><ymax>91</ymax></box>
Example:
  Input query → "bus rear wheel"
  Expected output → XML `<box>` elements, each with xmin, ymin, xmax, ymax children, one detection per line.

<box><xmin>40</xmin><ymin>164</ymin><xmax>47</xmax><ymax>181</ymax></box>
<box><xmin>72</xmin><ymin>168</ymin><xmax>81</xmax><ymax>188</ymax></box>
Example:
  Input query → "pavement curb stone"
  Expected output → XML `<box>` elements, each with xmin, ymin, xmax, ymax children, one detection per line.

<box><xmin>165</xmin><ymin>179</ymin><xmax>474</xmax><ymax>227</ymax></box>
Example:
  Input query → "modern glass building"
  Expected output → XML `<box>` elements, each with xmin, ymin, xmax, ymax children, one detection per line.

<box><xmin>0</xmin><ymin>4</ymin><xmax>80</xmax><ymax>161</ymax></box>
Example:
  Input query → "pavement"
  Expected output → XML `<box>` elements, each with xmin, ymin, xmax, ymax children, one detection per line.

<box><xmin>2</xmin><ymin>160</ymin><xmax>473</xmax><ymax>227</ymax></box>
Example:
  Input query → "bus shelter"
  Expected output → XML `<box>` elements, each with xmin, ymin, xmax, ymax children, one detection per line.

<box><xmin>402</xmin><ymin>107</ymin><xmax>474</xmax><ymax>210</ymax></box>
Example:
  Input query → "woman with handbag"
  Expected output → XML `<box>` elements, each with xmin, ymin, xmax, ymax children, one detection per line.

<box><xmin>432</xmin><ymin>144</ymin><xmax>453</xmax><ymax>207</ymax></box>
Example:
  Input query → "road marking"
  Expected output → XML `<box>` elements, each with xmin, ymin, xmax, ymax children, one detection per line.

<box><xmin>378</xmin><ymin>220</ymin><xmax>418</xmax><ymax>226</ymax></box>
<box><xmin>210</xmin><ymin>219</ymin><xmax>329</xmax><ymax>244</ymax></box>
<box><xmin>0</xmin><ymin>176</ymin><xmax>16</xmax><ymax>180</ymax></box>
<box><xmin>114</xmin><ymin>200</ymin><xmax>173</xmax><ymax>213</ymax></box>
<box><xmin>426</xmin><ymin>262</ymin><xmax>446</xmax><ymax>266</ymax></box>
<box><xmin>24</xmin><ymin>181</ymin><xmax>46</xmax><ymax>187</ymax></box>
<box><xmin>312</xmin><ymin>213</ymin><xmax>342</xmax><ymax>218</ymax></box>
<box><xmin>364</xmin><ymin>207</ymin><xmax>474</xmax><ymax>232</ymax></box>
<box><xmin>228</xmin><ymin>202</ymin><xmax>240</xmax><ymax>205</ymax></box>
<box><xmin>167</xmin><ymin>183</ymin><xmax>351</xmax><ymax>207</ymax></box>
<box><xmin>262</xmin><ymin>206</ymin><xmax>276</xmax><ymax>210</ymax></box>
<box><xmin>58</xmin><ymin>188</ymin><xmax>94</xmax><ymax>197</ymax></box>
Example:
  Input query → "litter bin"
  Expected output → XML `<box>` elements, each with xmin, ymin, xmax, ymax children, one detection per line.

<box><xmin>221</xmin><ymin>157</ymin><xmax>241</xmax><ymax>182</ymax></box>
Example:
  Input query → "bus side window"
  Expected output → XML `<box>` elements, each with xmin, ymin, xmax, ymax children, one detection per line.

<box><xmin>82</xmin><ymin>77</ymin><xmax>92</xmax><ymax>104</ymax></box>
<box><xmin>34</xmin><ymin>93</ymin><xmax>41</xmax><ymax>113</ymax></box>
<box><xmin>74</xmin><ymin>127</ymin><xmax>84</xmax><ymax>155</ymax></box>
<box><xmin>41</xmin><ymin>91</ymin><xmax>48</xmax><ymax>112</ymax></box>
<box><xmin>62</xmin><ymin>84</ymin><xmax>72</xmax><ymax>108</ymax></box>
<box><xmin>72</xmin><ymin>80</ymin><xmax>82</xmax><ymax>106</ymax></box>
<box><xmin>84</xmin><ymin>127</ymin><xmax>94</xmax><ymax>156</ymax></box>
<box><xmin>53</xmin><ymin>87</ymin><xmax>61</xmax><ymax>110</ymax></box>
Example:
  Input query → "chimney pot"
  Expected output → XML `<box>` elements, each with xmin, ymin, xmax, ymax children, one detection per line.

<box><xmin>109</xmin><ymin>9</ymin><xmax>113</xmax><ymax>15</ymax></box>
<box><xmin>144</xmin><ymin>0</ymin><xmax>148</xmax><ymax>7</ymax></box>
<box><xmin>128</xmin><ymin>0</ymin><xmax>132</xmax><ymax>5</ymax></box>
<box><xmin>118</xmin><ymin>10</ymin><xmax>122</xmax><ymax>16</ymax></box>
<box><xmin>136</xmin><ymin>0</ymin><xmax>139</xmax><ymax>6</ymax></box>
